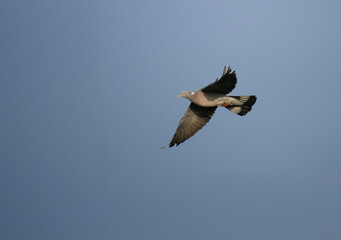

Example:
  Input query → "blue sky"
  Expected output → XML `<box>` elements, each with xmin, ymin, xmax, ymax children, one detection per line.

<box><xmin>1</xmin><ymin>0</ymin><xmax>341</xmax><ymax>239</ymax></box>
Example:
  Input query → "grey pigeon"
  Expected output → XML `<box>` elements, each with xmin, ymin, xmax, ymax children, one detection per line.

<box><xmin>162</xmin><ymin>66</ymin><xmax>257</xmax><ymax>149</ymax></box>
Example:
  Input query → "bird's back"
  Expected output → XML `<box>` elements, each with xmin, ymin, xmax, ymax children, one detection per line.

<box><xmin>189</xmin><ymin>90</ymin><xmax>226</xmax><ymax>107</ymax></box>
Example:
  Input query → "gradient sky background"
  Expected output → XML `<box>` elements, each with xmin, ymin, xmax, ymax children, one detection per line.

<box><xmin>1</xmin><ymin>0</ymin><xmax>341</xmax><ymax>239</ymax></box>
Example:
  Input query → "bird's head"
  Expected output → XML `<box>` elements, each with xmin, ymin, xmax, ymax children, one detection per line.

<box><xmin>177</xmin><ymin>90</ymin><xmax>194</xmax><ymax>99</ymax></box>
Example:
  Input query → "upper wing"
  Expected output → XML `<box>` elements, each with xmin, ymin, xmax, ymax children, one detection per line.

<box><xmin>201</xmin><ymin>66</ymin><xmax>237</xmax><ymax>94</ymax></box>
<box><xmin>163</xmin><ymin>103</ymin><xmax>217</xmax><ymax>148</ymax></box>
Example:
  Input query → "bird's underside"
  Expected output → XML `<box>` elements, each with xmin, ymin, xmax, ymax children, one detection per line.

<box><xmin>162</xmin><ymin>66</ymin><xmax>257</xmax><ymax>149</ymax></box>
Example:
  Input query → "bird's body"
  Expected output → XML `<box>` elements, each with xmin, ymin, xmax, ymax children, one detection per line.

<box><xmin>162</xmin><ymin>66</ymin><xmax>257</xmax><ymax>149</ymax></box>
<box><xmin>186</xmin><ymin>90</ymin><xmax>247</xmax><ymax>108</ymax></box>
<box><xmin>188</xmin><ymin>91</ymin><xmax>224</xmax><ymax>107</ymax></box>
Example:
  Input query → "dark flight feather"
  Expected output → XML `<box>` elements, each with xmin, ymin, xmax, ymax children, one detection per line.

<box><xmin>201</xmin><ymin>66</ymin><xmax>237</xmax><ymax>94</ymax></box>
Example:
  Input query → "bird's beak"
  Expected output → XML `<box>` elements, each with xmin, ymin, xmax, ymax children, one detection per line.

<box><xmin>177</xmin><ymin>94</ymin><xmax>182</xmax><ymax>98</ymax></box>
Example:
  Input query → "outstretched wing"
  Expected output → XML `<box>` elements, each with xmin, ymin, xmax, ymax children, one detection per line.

<box><xmin>201</xmin><ymin>66</ymin><xmax>237</xmax><ymax>94</ymax></box>
<box><xmin>162</xmin><ymin>103</ymin><xmax>217</xmax><ymax>148</ymax></box>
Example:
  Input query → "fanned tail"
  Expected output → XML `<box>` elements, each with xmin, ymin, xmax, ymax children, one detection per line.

<box><xmin>226</xmin><ymin>96</ymin><xmax>257</xmax><ymax>116</ymax></box>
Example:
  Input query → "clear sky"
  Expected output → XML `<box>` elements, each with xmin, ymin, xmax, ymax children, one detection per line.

<box><xmin>1</xmin><ymin>0</ymin><xmax>341</xmax><ymax>239</ymax></box>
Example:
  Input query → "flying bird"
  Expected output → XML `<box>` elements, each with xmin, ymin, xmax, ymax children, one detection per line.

<box><xmin>162</xmin><ymin>66</ymin><xmax>257</xmax><ymax>149</ymax></box>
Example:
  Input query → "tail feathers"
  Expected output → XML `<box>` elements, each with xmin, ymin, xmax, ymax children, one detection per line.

<box><xmin>226</xmin><ymin>95</ymin><xmax>257</xmax><ymax>116</ymax></box>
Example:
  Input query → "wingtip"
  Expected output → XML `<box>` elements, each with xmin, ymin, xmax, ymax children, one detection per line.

<box><xmin>222</xmin><ymin>66</ymin><xmax>233</xmax><ymax>76</ymax></box>
<box><xmin>161</xmin><ymin>145</ymin><xmax>170</xmax><ymax>150</ymax></box>
<box><xmin>222</xmin><ymin>66</ymin><xmax>227</xmax><ymax>76</ymax></box>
